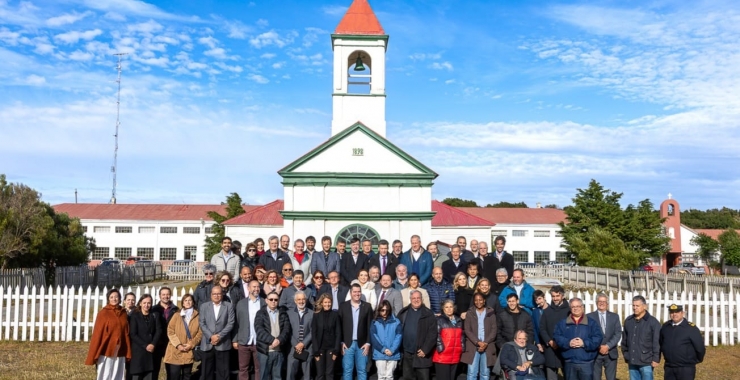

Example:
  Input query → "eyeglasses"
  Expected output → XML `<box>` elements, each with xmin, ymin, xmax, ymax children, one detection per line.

<box><xmin>283</xmin><ymin>268</ymin><xmax>293</xmax><ymax>272</ymax></box>
<box><xmin>220</xmin><ymin>279</ymin><xmax>230</xmax><ymax>283</ymax></box>
<box><xmin>204</xmin><ymin>272</ymin><xmax>214</xmax><ymax>276</ymax></box>
<box><xmin>267</xmin><ymin>298</ymin><xmax>278</xmax><ymax>302</ymax></box>
<box><xmin>247</xmin><ymin>249</ymin><xmax>256</xmax><ymax>252</ymax></box>
<box><xmin>314</xmin><ymin>276</ymin><xmax>324</xmax><ymax>280</ymax></box>
<box><xmin>571</xmin><ymin>305</ymin><xmax>584</xmax><ymax>309</ymax></box>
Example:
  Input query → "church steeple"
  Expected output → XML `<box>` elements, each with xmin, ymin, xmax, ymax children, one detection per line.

<box><xmin>331</xmin><ymin>0</ymin><xmax>388</xmax><ymax>137</ymax></box>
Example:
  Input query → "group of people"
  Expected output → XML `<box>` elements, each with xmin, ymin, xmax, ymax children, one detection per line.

<box><xmin>86</xmin><ymin>234</ymin><xmax>706</xmax><ymax>380</ymax></box>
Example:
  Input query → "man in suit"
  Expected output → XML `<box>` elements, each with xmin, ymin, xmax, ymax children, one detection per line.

<box><xmin>287</xmin><ymin>291</ymin><xmax>313</xmax><ymax>380</ymax></box>
<box><xmin>375</xmin><ymin>274</ymin><xmax>403</xmax><ymax>316</ymax></box>
<box><xmin>338</xmin><ymin>283</ymin><xmax>374</xmax><ymax>380</ymax></box>
<box><xmin>587</xmin><ymin>293</ymin><xmax>622</xmax><ymax>380</ymax></box>
<box><xmin>341</xmin><ymin>237</ymin><xmax>369</xmax><ymax>285</ymax></box>
<box><xmin>233</xmin><ymin>280</ymin><xmax>266</xmax><ymax>380</ymax></box>
<box><xmin>230</xmin><ymin>266</ymin><xmax>252</xmax><ymax>305</ymax></box>
<box><xmin>441</xmin><ymin>244</ymin><xmax>467</xmax><ymax>283</ymax></box>
<box><xmin>324</xmin><ymin>270</ymin><xmax>349</xmax><ymax>311</ymax></box>
<box><xmin>368</xmin><ymin>239</ymin><xmax>398</xmax><ymax>279</ymax></box>
<box><xmin>399</xmin><ymin>235</ymin><xmax>433</xmax><ymax>286</ymax></box>
<box><xmin>311</xmin><ymin>236</ymin><xmax>341</xmax><ymax>281</ymax></box>
<box><xmin>199</xmin><ymin>286</ymin><xmax>236</xmax><ymax>380</ymax></box>
<box><xmin>483</xmin><ymin>235</ymin><xmax>515</xmax><ymax>282</ymax></box>
<box><xmin>255</xmin><ymin>291</ymin><xmax>291</xmax><ymax>380</ymax></box>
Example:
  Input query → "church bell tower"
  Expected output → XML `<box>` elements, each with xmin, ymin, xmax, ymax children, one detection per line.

<box><xmin>331</xmin><ymin>0</ymin><xmax>388</xmax><ymax>137</ymax></box>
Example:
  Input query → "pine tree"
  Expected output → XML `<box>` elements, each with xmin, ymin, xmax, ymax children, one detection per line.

<box><xmin>204</xmin><ymin>192</ymin><xmax>246</xmax><ymax>260</ymax></box>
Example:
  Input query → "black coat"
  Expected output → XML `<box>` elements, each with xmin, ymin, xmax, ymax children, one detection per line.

<box><xmin>311</xmin><ymin>310</ymin><xmax>342</xmax><ymax>356</ymax></box>
<box><xmin>151</xmin><ymin>302</ymin><xmax>179</xmax><ymax>349</ymax></box>
<box><xmin>441</xmin><ymin>259</ymin><xmax>467</xmax><ymax>283</ymax></box>
<box><xmin>230</xmin><ymin>280</ymin><xmax>248</xmax><ymax>305</ymax></box>
<box><xmin>193</xmin><ymin>280</ymin><xmax>214</xmax><ymax>311</ymax></box>
<box><xmin>240</xmin><ymin>255</ymin><xmax>259</xmax><ymax>271</ymax></box>
<box><xmin>128</xmin><ymin>311</ymin><xmax>163</xmax><ymax>375</ymax></box>
<box><xmin>539</xmin><ymin>300</ymin><xmax>570</xmax><ymax>368</ymax></box>
<box><xmin>496</xmin><ymin>307</ymin><xmax>535</xmax><ymax>349</ymax></box>
<box><xmin>397</xmin><ymin>305</ymin><xmax>437</xmax><ymax>368</ymax></box>
<box><xmin>254</xmin><ymin>307</ymin><xmax>291</xmax><ymax>355</ymax></box>
<box><xmin>368</xmin><ymin>254</ymin><xmax>398</xmax><ymax>279</ymax></box>
<box><xmin>483</xmin><ymin>253</ymin><xmax>515</xmax><ymax>282</ymax></box>
<box><xmin>454</xmin><ymin>288</ymin><xmax>473</xmax><ymax>317</ymax></box>
<box><xmin>341</xmin><ymin>252</ymin><xmax>370</xmax><ymax>285</ymax></box>
<box><xmin>338</xmin><ymin>300</ymin><xmax>373</xmax><ymax>346</ymax></box>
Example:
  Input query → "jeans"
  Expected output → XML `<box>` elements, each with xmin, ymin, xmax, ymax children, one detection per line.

<box><xmin>565</xmin><ymin>362</ymin><xmax>593</xmax><ymax>380</ymax></box>
<box><xmin>342</xmin><ymin>341</ymin><xmax>368</xmax><ymax>380</ymax></box>
<box><xmin>257</xmin><ymin>351</ymin><xmax>283</xmax><ymax>380</ymax></box>
<box><xmin>628</xmin><ymin>364</ymin><xmax>654</xmax><ymax>380</ymax></box>
<box><xmin>467</xmin><ymin>351</ymin><xmax>489</xmax><ymax>380</ymax></box>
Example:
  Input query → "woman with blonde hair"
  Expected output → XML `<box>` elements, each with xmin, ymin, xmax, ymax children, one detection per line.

<box><xmin>453</xmin><ymin>272</ymin><xmax>472</xmax><ymax>320</ymax></box>
<box><xmin>311</xmin><ymin>293</ymin><xmax>341</xmax><ymax>380</ymax></box>
<box><xmin>164</xmin><ymin>293</ymin><xmax>202</xmax><ymax>380</ymax></box>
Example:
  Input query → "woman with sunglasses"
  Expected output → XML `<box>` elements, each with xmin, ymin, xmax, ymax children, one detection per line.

<box><xmin>261</xmin><ymin>269</ymin><xmax>282</xmax><ymax>298</ymax></box>
<box><xmin>214</xmin><ymin>270</ymin><xmax>235</xmax><ymax>303</ymax></box>
<box><xmin>128</xmin><ymin>293</ymin><xmax>163</xmax><ymax>380</ymax></box>
<box><xmin>370</xmin><ymin>300</ymin><xmax>402</xmax><ymax>380</ymax></box>
<box><xmin>240</xmin><ymin>242</ymin><xmax>260</xmax><ymax>271</ymax></box>
<box><xmin>306</xmin><ymin>270</ymin><xmax>330</xmax><ymax>305</ymax></box>
<box><xmin>311</xmin><ymin>293</ymin><xmax>341</xmax><ymax>380</ymax></box>
<box><xmin>164</xmin><ymin>294</ymin><xmax>202</xmax><ymax>380</ymax></box>
<box><xmin>433</xmin><ymin>299</ymin><xmax>464</xmax><ymax>380</ymax></box>
<box><xmin>193</xmin><ymin>264</ymin><xmax>217</xmax><ymax>310</ymax></box>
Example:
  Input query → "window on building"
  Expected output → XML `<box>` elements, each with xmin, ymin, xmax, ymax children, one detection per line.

<box><xmin>335</xmin><ymin>224</ymin><xmax>380</xmax><ymax>247</ymax></box>
<box><xmin>115</xmin><ymin>247</ymin><xmax>132</xmax><ymax>260</ymax></box>
<box><xmin>183</xmin><ymin>227</ymin><xmax>201</xmax><ymax>234</ymax></box>
<box><xmin>160</xmin><ymin>227</ymin><xmax>177</xmax><ymax>234</ymax></box>
<box><xmin>534</xmin><ymin>230</ymin><xmax>550</xmax><ymax>238</ymax></box>
<box><xmin>160</xmin><ymin>247</ymin><xmax>177</xmax><ymax>260</ymax></box>
<box><xmin>82</xmin><ymin>226</ymin><xmax>88</xmax><ymax>233</ymax></box>
<box><xmin>184</xmin><ymin>246</ymin><xmax>197</xmax><ymax>260</ymax></box>
<box><xmin>92</xmin><ymin>247</ymin><xmax>110</xmax><ymax>260</ymax></box>
<box><xmin>534</xmin><ymin>251</ymin><xmax>550</xmax><ymax>263</ymax></box>
<box><xmin>115</xmin><ymin>226</ymin><xmax>132</xmax><ymax>233</ymax></box>
<box><xmin>512</xmin><ymin>251</ymin><xmax>529</xmax><ymax>262</ymax></box>
<box><xmin>491</xmin><ymin>230</ymin><xmax>507</xmax><ymax>237</ymax></box>
<box><xmin>204</xmin><ymin>226</ymin><xmax>214</xmax><ymax>234</ymax></box>
<box><xmin>139</xmin><ymin>226</ymin><xmax>155</xmax><ymax>233</ymax></box>
<box><xmin>556</xmin><ymin>251</ymin><xmax>570</xmax><ymax>263</ymax></box>
<box><xmin>512</xmin><ymin>230</ymin><xmax>527</xmax><ymax>237</ymax></box>
<box><xmin>93</xmin><ymin>226</ymin><xmax>110</xmax><ymax>233</ymax></box>
<box><xmin>137</xmin><ymin>247</ymin><xmax>154</xmax><ymax>260</ymax></box>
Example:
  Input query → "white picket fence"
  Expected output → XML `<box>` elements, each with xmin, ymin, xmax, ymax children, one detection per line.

<box><xmin>0</xmin><ymin>285</ymin><xmax>737</xmax><ymax>347</ymax></box>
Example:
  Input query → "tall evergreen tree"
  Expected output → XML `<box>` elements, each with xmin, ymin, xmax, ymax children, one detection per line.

<box><xmin>204</xmin><ymin>192</ymin><xmax>246</xmax><ymax>260</ymax></box>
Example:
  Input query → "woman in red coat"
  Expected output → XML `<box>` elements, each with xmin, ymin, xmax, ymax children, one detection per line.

<box><xmin>86</xmin><ymin>288</ymin><xmax>132</xmax><ymax>380</ymax></box>
<box><xmin>433</xmin><ymin>299</ymin><xmax>464</xmax><ymax>380</ymax></box>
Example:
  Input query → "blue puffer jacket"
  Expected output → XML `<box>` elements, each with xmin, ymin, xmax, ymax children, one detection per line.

<box><xmin>370</xmin><ymin>315</ymin><xmax>403</xmax><ymax>361</ymax></box>
<box><xmin>424</xmin><ymin>279</ymin><xmax>455</xmax><ymax>314</ymax></box>
<box><xmin>499</xmin><ymin>281</ymin><xmax>536</xmax><ymax>315</ymax></box>
<box><xmin>399</xmin><ymin>250</ymin><xmax>434</xmax><ymax>285</ymax></box>
<box><xmin>553</xmin><ymin>314</ymin><xmax>603</xmax><ymax>363</ymax></box>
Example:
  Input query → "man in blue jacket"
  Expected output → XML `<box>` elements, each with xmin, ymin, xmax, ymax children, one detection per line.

<box><xmin>498</xmin><ymin>269</ymin><xmax>536</xmax><ymax>315</ymax></box>
<box><xmin>553</xmin><ymin>297</ymin><xmax>603</xmax><ymax>380</ymax></box>
<box><xmin>399</xmin><ymin>235</ymin><xmax>433</xmax><ymax>286</ymax></box>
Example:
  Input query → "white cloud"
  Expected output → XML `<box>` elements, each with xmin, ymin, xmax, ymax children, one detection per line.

<box><xmin>198</xmin><ymin>36</ymin><xmax>218</xmax><ymax>48</ymax></box>
<box><xmin>444</xmin><ymin>79</ymin><xmax>455</xmax><ymax>84</ymax></box>
<box><xmin>214</xmin><ymin>62</ymin><xmax>242</xmax><ymax>73</ymax></box>
<box><xmin>46</xmin><ymin>11</ymin><xmax>92</xmax><ymax>27</ymax></box>
<box><xmin>54</xmin><ymin>29</ymin><xmax>103</xmax><ymax>44</ymax></box>
<box><xmin>430</xmin><ymin>61</ymin><xmax>453</xmax><ymax>71</ymax></box>
<box><xmin>204</xmin><ymin>47</ymin><xmax>228</xmax><ymax>59</ymax></box>
<box><xmin>249</xmin><ymin>30</ymin><xmax>296</xmax><ymax>49</ymax></box>
<box><xmin>68</xmin><ymin>50</ymin><xmax>94</xmax><ymax>61</ymax></box>
<box><xmin>224</xmin><ymin>20</ymin><xmax>251</xmax><ymax>39</ymax></box>
<box><xmin>409</xmin><ymin>53</ymin><xmax>442</xmax><ymax>61</ymax></box>
<box><xmin>256</xmin><ymin>19</ymin><xmax>269</xmax><ymax>28</ymax></box>
<box><xmin>25</xmin><ymin>74</ymin><xmax>46</xmax><ymax>85</ymax></box>
<box><xmin>247</xmin><ymin>73</ymin><xmax>269</xmax><ymax>84</ymax></box>
<box><xmin>0</xmin><ymin>28</ymin><xmax>20</xmax><ymax>45</ymax></box>
<box><xmin>272</xmin><ymin>61</ymin><xmax>285</xmax><ymax>69</ymax></box>
<box><xmin>260</xmin><ymin>53</ymin><xmax>276</xmax><ymax>59</ymax></box>
<box><xmin>127</xmin><ymin>20</ymin><xmax>164</xmax><ymax>34</ymax></box>
<box><xmin>73</xmin><ymin>0</ymin><xmax>193</xmax><ymax>21</ymax></box>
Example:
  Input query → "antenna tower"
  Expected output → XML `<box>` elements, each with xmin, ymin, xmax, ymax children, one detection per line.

<box><xmin>110</xmin><ymin>53</ymin><xmax>127</xmax><ymax>204</ymax></box>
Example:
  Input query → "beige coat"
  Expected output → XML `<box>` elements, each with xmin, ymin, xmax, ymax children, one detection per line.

<box><xmin>164</xmin><ymin>310</ymin><xmax>203</xmax><ymax>365</ymax></box>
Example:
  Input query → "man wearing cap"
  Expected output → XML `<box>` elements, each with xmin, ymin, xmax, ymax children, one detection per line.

<box><xmin>660</xmin><ymin>304</ymin><xmax>705</xmax><ymax>380</ymax></box>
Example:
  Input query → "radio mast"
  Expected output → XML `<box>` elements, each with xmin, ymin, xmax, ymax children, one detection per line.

<box><xmin>110</xmin><ymin>53</ymin><xmax>127</xmax><ymax>204</ymax></box>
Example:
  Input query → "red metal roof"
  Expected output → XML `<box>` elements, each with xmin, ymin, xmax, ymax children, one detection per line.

<box><xmin>457</xmin><ymin>207</ymin><xmax>566</xmax><ymax>225</ymax></box>
<box><xmin>334</xmin><ymin>0</ymin><xmax>385</xmax><ymax>35</ymax></box>
<box><xmin>223</xmin><ymin>200</ymin><xmax>285</xmax><ymax>226</ymax></box>
<box><xmin>694</xmin><ymin>229</ymin><xmax>725</xmax><ymax>240</ymax></box>
<box><xmin>432</xmin><ymin>201</ymin><xmax>495</xmax><ymax>227</ymax></box>
<box><xmin>53</xmin><ymin>203</ymin><xmax>259</xmax><ymax>221</ymax></box>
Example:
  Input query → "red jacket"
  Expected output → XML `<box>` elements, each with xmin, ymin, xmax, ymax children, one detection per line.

<box><xmin>433</xmin><ymin>315</ymin><xmax>464</xmax><ymax>364</ymax></box>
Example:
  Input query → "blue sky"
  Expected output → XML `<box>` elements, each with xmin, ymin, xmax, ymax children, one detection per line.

<box><xmin>1</xmin><ymin>0</ymin><xmax>739</xmax><ymax>210</ymax></box>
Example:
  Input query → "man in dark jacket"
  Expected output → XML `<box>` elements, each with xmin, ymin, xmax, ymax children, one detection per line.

<box><xmin>338</xmin><ymin>284</ymin><xmax>373</xmax><ymax>380</ymax></box>
<box><xmin>368</xmin><ymin>239</ymin><xmax>398</xmax><ymax>279</ymax></box>
<box><xmin>424</xmin><ymin>267</ymin><xmax>455</xmax><ymax>315</ymax></box>
<box><xmin>254</xmin><ymin>291</ymin><xmax>291</xmax><ymax>380</ymax></box>
<box><xmin>496</xmin><ymin>293</ymin><xmax>535</xmax><ymax>350</ymax></box>
<box><xmin>233</xmin><ymin>280</ymin><xmax>266</xmax><ymax>380</ymax></box>
<box><xmin>397</xmin><ymin>289</ymin><xmax>437</xmax><ymax>380</ymax></box>
<box><xmin>553</xmin><ymin>297</ymin><xmax>603</xmax><ymax>380</ymax></box>
<box><xmin>483</xmin><ymin>235</ymin><xmax>515</xmax><ymax>282</ymax></box>
<box><xmin>152</xmin><ymin>287</ymin><xmax>179</xmax><ymax>379</ymax></box>
<box><xmin>660</xmin><ymin>304</ymin><xmax>705</xmax><ymax>380</ymax></box>
<box><xmin>621</xmin><ymin>295</ymin><xmax>661</xmax><ymax>380</ymax></box>
<box><xmin>258</xmin><ymin>235</ymin><xmax>291</xmax><ymax>273</ymax></box>
<box><xmin>539</xmin><ymin>286</ymin><xmax>570</xmax><ymax>380</ymax></box>
<box><xmin>230</xmin><ymin>266</ymin><xmax>252</xmax><ymax>305</ymax></box>
<box><xmin>441</xmin><ymin>244</ymin><xmax>467</xmax><ymax>283</ymax></box>
<box><xmin>341</xmin><ymin>238</ymin><xmax>369</xmax><ymax>285</ymax></box>
<box><xmin>587</xmin><ymin>293</ymin><xmax>621</xmax><ymax>380</ymax></box>
<box><xmin>193</xmin><ymin>264</ymin><xmax>217</xmax><ymax>310</ymax></box>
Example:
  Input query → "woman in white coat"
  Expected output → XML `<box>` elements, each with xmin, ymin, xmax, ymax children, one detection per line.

<box><xmin>346</xmin><ymin>269</ymin><xmax>378</xmax><ymax>309</ymax></box>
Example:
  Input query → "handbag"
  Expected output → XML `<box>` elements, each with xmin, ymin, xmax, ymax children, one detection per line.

<box><xmin>182</xmin><ymin>315</ymin><xmax>203</xmax><ymax>362</ymax></box>
<box><xmin>293</xmin><ymin>349</ymin><xmax>309</xmax><ymax>361</ymax></box>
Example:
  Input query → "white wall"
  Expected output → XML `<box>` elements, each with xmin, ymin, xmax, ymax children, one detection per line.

<box><xmin>331</xmin><ymin>95</ymin><xmax>386</xmax><ymax>137</ymax></box>
<box><xmin>286</xmin><ymin>185</ymin><xmax>431</xmax><ymax>213</ymax></box>
<box><xmin>283</xmin><ymin>219</ymin><xmax>432</xmax><ymax>246</ymax></box>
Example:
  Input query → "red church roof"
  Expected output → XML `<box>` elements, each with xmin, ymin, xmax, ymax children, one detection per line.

<box><xmin>457</xmin><ymin>207</ymin><xmax>566</xmax><ymax>225</ymax></box>
<box><xmin>431</xmin><ymin>201</ymin><xmax>495</xmax><ymax>227</ymax></box>
<box><xmin>222</xmin><ymin>200</ymin><xmax>285</xmax><ymax>226</ymax></box>
<box><xmin>53</xmin><ymin>203</ymin><xmax>259</xmax><ymax>221</ymax></box>
<box><xmin>334</xmin><ymin>0</ymin><xmax>385</xmax><ymax>35</ymax></box>
<box><xmin>694</xmin><ymin>229</ymin><xmax>725</xmax><ymax>240</ymax></box>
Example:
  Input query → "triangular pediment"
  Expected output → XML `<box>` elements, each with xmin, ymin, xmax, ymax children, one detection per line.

<box><xmin>279</xmin><ymin>122</ymin><xmax>437</xmax><ymax>184</ymax></box>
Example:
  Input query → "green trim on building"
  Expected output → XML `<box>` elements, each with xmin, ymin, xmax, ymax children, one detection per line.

<box><xmin>331</xmin><ymin>34</ymin><xmax>390</xmax><ymax>51</ymax></box>
<box><xmin>331</xmin><ymin>93</ymin><xmax>387</xmax><ymax>98</ymax></box>
<box><xmin>280</xmin><ymin>211</ymin><xmax>436</xmax><ymax>221</ymax></box>
<box><xmin>278</xmin><ymin>122</ymin><xmax>438</xmax><ymax>179</ymax></box>
<box><xmin>281</xmin><ymin>172</ymin><xmax>434</xmax><ymax>187</ymax></box>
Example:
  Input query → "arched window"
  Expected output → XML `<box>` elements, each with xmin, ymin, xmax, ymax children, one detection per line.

<box><xmin>347</xmin><ymin>50</ymin><xmax>371</xmax><ymax>94</ymax></box>
<box><xmin>668</xmin><ymin>204</ymin><xmax>675</xmax><ymax>216</ymax></box>
<box><xmin>335</xmin><ymin>224</ymin><xmax>380</xmax><ymax>246</ymax></box>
